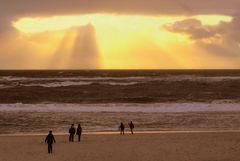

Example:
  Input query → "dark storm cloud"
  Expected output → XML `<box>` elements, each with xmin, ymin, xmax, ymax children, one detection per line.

<box><xmin>1</xmin><ymin>0</ymin><xmax>240</xmax><ymax>32</ymax></box>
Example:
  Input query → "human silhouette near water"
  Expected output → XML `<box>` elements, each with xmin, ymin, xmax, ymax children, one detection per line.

<box><xmin>128</xmin><ymin>121</ymin><xmax>135</xmax><ymax>134</ymax></box>
<box><xmin>76</xmin><ymin>123</ymin><xmax>82</xmax><ymax>142</ymax></box>
<box><xmin>44</xmin><ymin>122</ymin><xmax>137</xmax><ymax>154</ymax></box>
<box><xmin>119</xmin><ymin>122</ymin><xmax>125</xmax><ymax>135</ymax></box>
<box><xmin>45</xmin><ymin>131</ymin><xmax>56</xmax><ymax>154</ymax></box>
<box><xmin>69</xmin><ymin>124</ymin><xmax>76</xmax><ymax>142</ymax></box>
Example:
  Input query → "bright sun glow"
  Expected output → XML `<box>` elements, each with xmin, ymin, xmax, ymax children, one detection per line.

<box><xmin>13</xmin><ymin>14</ymin><xmax>232</xmax><ymax>69</ymax></box>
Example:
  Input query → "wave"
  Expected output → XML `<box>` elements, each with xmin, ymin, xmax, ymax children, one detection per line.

<box><xmin>0</xmin><ymin>85</ymin><xmax>12</xmax><ymax>89</ymax></box>
<box><xmin>0</xmin><ymin>103</ymin><xmax>240</xmax><ymax>113</ymax></box>
<box><xmin>24</xmin><ymin>81</ymin><xmax>93</xmax><ymax>87</ymax></box>
<box><xmin>1</xmin><ymin>75</ymin><xmax>240</xmax><ymax>89</ymax></box>
<box><xmin>0</xmin><ymin>76</ymin><xmax>146</xmax><ymax>82</ymax></box>
<box><xmin>0</xmin><ymin>81</ymin><xmax>139</xmax><ymax>88</ymax></box>
<box><xmin>25</xmin><ymin>81</ymin><xmax>139</xmax><ymax>87</ymax></box>
<box><xmin>1</xmin><ymin>75</ymin><xmax>240</xmax><ymax>82</ymax></box>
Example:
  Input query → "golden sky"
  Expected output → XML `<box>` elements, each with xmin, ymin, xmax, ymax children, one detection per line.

<box><xmin>1</xmin><ymin>0</ymin><xmax>240</xmax><ymax>69</ymax></box>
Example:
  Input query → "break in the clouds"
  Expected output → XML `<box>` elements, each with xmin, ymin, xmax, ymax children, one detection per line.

<box><xmin>1</xmin><ymin>0</ymin><xmax>240</xmax><ymax>69</ymax></box>
<box><xmin>1</xmin><ymin>0</ymin><xmax>240</xmax><ymax>33</ymax></box>
<box><xmin>49</xmin><ymin>24</ymin><xmax>99</xmax><ymax>69</ymax></box>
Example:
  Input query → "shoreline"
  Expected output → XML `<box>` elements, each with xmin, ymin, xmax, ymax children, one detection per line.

<box><xmin>2</xmin><ymin>129</ymin><xmax>240</xmax><ymax>137</ymax></box>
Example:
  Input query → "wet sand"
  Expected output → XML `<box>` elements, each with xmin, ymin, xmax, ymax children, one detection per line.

<box><xmin>2</xmin><ymin>111</ymin><xmax>240</xmax><ymax>134</ymax></box>
<box><xmin>1</xmin><ymin>132</ymin><xmax>240</xmax><ymax>161</ymax></box>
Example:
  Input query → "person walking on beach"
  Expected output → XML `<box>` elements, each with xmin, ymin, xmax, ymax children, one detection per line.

<box><xmin>69</xmin><ymin>124</ymin><xmax>76</xmax><ymax>142</ymax></box>
<box><xmin>128</xmin><ymin>121</ymin><xmax>135</xmax><ymax>134</ymax></box>
<box><xmin>76</xmin><ymin>123</ymin><xmax>82</xmax><ymax>142</ymax></box>
<box><xmin>45</xmin><ymin>131</ymin><xmax>56</xmax><ymax>154</ymax></box>
<box><xmin>119</xmin><ymin>122</ymin><xmax>125</xmax><ymax>135</ymax></box>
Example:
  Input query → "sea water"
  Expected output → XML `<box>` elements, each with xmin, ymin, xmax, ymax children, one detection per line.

<box><xmin>0</xmin><ymin>70</ymin><xmax>240</xmax><ymax>134</ymax></box>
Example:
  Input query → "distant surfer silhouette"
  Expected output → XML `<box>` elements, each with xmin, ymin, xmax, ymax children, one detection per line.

<box><xmin>69</xmin><ymin>124</ymin><xmax>76</xmax><ymax>142</ymax></box>
<box><xmin>45</xmin><ymin>131</ymin><xmax>56</xmax><ymax>154</ymax></box>
<box><xmin>119</xmin><ymin>122</ymin><xmax>125</xmax><ymax>135</ymax></box>
<box><xmin>128</xmin><ymin>121</ymin><xmax>135</xmax><ymax>134</ymax></box>
<box><xmin>76</xmin><ymin>123</ymin><xmax>82</xmax><ymax>142</ymax></box>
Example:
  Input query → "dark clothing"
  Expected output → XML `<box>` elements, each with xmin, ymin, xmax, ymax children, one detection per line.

<box><xmin>45</xmin><ymin>133</ymin><xmax>56</xmax><ymax>154</ymax></box>
<box><xmin>48</xmin><ymin>144</ymin><xmax>53</xmax><ymax>153</ymax></box>
<box><xmin>77</xmin><ymin>126</ymin><xmax>82</xmax><ymax>142</ymax></box>
<box><xmin>77</xmin><ymin>135</ymin><xmax>81</xmax><ymax>142</ymax></box>
<box><xmin>77</xmin><ymin>127</ymin><xmax>82</xmax><ymax>135</ymax></box>
<box><xmin>69</xmin><ymin>127</ymin><xmax>76</xmax><ymax>134</ymax></box>
<box><xmin>119</xmin><ymin>123</ymin><xmax>125</xmax><ymax>135</ymax></box>
<box><xmin>129</xmin><ymin>122</ymin><xmax>134</xmax><ymax>134</ymax></box>
<box><xmin>45</xmin><ymin>134</ymin><xmax>56</xmax><ymax>145</ymax></box>
<box><xmin>69</xmin><ymin>127</ymin><xmax>76</xmax><ymax>142</ymax></box>
<box><xmin>69</xmin><ymin>134</ymin><xmax>74</xmax><ymax>142</ymax></box>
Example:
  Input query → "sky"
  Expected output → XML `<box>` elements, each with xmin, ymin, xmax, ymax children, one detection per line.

<box><xmin>1</xmin><ymin>0</ymin><xmax>240</xmax><ymax>69</ymax></box>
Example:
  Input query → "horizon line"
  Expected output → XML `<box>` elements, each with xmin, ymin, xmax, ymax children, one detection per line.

<box><xmin>0</xmin><ymin>69</ymin><xmax>240</xmax><ymax>71</ymax></box>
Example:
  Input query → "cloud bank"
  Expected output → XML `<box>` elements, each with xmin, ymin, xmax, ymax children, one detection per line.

<box><xmin>164</xmin><ymin>16</ymin><xmax>240</xmax><ymax>60</ymax></box>
<box><xmin>1</xmin><ymin>0</ymin><xmax>240</xmax><ymax>69</ymax></box>
<box><xmin>1</xmin><ymin>0</ymin><xmax>240</xmax><ymax>32</ymax></box>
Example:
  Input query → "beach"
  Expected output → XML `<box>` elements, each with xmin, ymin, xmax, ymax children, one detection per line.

<box><xmin>1</xmin><ymin>70</ymin><xmax>240</xmax><ymax>160</ymax></box>
<box><xmin>1</xmin><ymin>132</ymin><xmax>240</xmax><ymax>161</ymax></box>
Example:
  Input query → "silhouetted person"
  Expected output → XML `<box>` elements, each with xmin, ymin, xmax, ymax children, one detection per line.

<box><xmin>119</xmin><ymin>122</ymin><xmax>125</xmax><ymax>135</ymax></box>
<box><xmin>45</xmin><ymin>131</ymin><xmax>56</xmax><ymax>154</ymax></box>
<box><xmin>69</xmin><ymin>124</ymin><xmax>76</xmax><ymax>142</ymax></box>
<box><xmin>76</xmin><ymin>123</ymin><xmax>82</xmax><ymax>142</ymax></box>
<box><xmin>128</xmin><ymin>121</ymin><xmax>135</xmax><ymax>134</ymax></box>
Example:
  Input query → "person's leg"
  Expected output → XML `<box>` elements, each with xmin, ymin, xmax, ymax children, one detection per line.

<box><xmin>50</xmin><ymin>144</ymin><xmax>52</xmax><ymax>153</ymax></box>
<box><xmin>70</xmin><ymin>134</ymin><xmax>73</xmax><ymax>142</ymax></box>
<box><xmin>78</xmin><ymin>135</ymin><xmax>80</xmax><ymax>142</ymax></box>
<box><xmin>48</xmin><ymin>144</ymin><xmax>50</xmax><ymax>153</ymax></box>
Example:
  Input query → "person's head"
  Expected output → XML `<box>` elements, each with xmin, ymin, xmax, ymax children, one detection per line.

<box><xmin>78</xmin><ymin>123</ymin><xmax>81</xmax><ymax>127</ymax></box>
<box><xmin>49</xmin><ymin>130</ymin><xmax>52</xmax><ymax>134</ymax></box>
<box><xmin>71</xmin><ymin>124</ymin><xmax>74</xmax><ymax>126</ymax></box>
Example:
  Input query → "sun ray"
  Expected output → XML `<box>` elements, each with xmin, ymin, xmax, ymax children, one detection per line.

<box><xmin>12</xmin><ymin>14</ymin><xmax>232</xmax><ymax>69</ymax></box>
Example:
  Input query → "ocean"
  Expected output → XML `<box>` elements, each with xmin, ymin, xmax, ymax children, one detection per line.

<box><xmin>0</xmin><ymin>70</ymin><xmax>240</xmax><ymax>134</ymax></box>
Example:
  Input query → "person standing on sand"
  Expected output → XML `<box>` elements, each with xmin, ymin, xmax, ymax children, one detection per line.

<box><xmin>45</xmin><ymin>131</ymin><xmax>56</xmax><ymax>154</ymax></box>
<box><xmin>119</xmin><ymin>122</ymin><xmax>125</xmax><ymax>135</ymax></box>
<box><xmin>69</xmin><ymin>124</ymin><xmax>76</xmax><ymax>142</ymax></box>
<box><xmin>76</xmin><ymin>123</ymin><xmax>82</xmax><ymax>142</ymax></box>
<box><xmin>128</xmin><ymin>121</ymin><xmax>135</xmax><ymax>134</ymax></box>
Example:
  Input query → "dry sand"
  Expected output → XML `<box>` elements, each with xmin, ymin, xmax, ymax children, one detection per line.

<box><xmin>1</xmin><ymin>132</ymin><xmax>240</xmax><ymax>161</ymax></box>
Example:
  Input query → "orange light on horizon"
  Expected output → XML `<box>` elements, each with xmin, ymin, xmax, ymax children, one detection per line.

<box><xmin>12</xmin><ymin>14</ymin><xmax>232</xmax><ymax>69</ymax></box>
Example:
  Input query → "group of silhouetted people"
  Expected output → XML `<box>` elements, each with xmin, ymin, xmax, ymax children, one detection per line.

<box><xmin>45</xmin><ymin>123</ymin><xmax>82</xmax><ymax>154</ymax></box>
<box><xmin>45</xmin><ymin>121</ymin><xmax>134</xmax><ymax>154</ymax></box>
<box><xmin>69</xmin><ymin>123</ymin><xmax>82</xmax><ymax>142</ymax></box>
<box><xmin>119</xmin><ymin>121</ymin><xmax>135</xmax><ymax>135</ymax></box>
